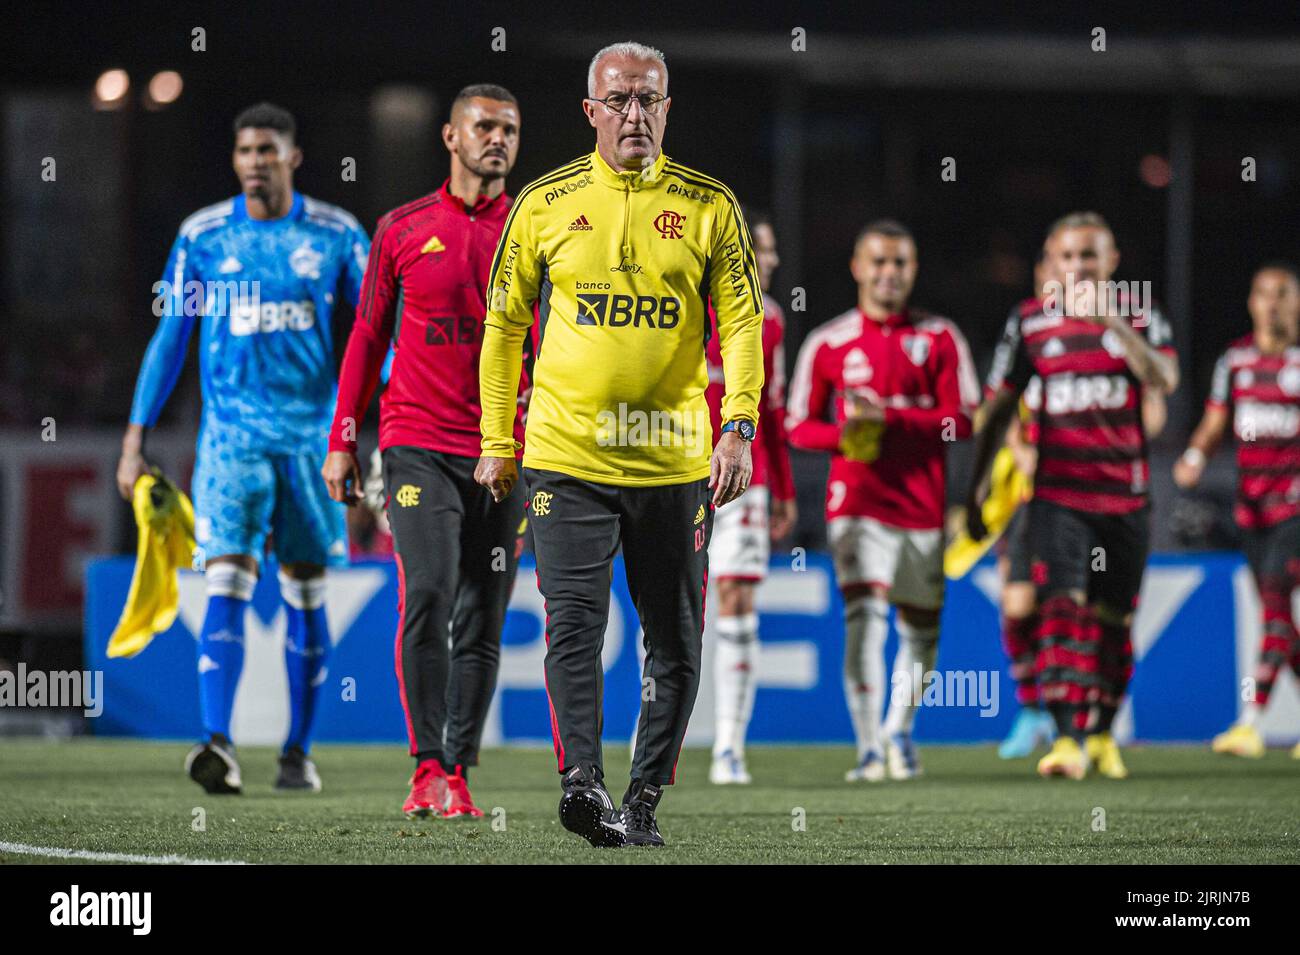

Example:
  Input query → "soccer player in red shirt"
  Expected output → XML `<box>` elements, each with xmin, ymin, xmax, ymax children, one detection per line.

<box><xmin>1174</xmin><ymin>262</ymin><xmax>1300</xmax><ymax>760</ymax></box>
<box><xmin>968</xmin><ymin>212</ymin><xmax>1179</xmax><ymax>780</ymax></box>
<box><xmin>703</xmin><ymin>209</ymin><xmax>797</xmax><ymax>785</ymax></box>
<box><xmin>322</xmin><ymin>84</ymin><xmax>526</xmax><ymax>818</ymax></box>
<box><xmin>787</xmin><ymin>220</ymin><xmax>980</xmax><ymax>782</ymax></box>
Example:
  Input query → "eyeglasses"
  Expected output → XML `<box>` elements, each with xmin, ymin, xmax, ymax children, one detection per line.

<box><xmin>588</xmin><ymin>91</ymin><xmax>666</xmax><ymax>116</ymax></box>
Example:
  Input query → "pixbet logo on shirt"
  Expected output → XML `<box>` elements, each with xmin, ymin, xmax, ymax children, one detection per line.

<box><xmin>666</xmin><ymin>183</ymin><xmax>716</xmax><ymax>204</ymax></box>
<box><xmin>544</xmin><ymin>173</ymin><xmax>594</xmax><ymax>205</ymax></box>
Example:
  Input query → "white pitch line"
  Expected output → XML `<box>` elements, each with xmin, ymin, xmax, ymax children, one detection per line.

<box><xmin>0</xmin><ymin>841</ymin><xmax>249</xmax><ymax>865</ymax></box>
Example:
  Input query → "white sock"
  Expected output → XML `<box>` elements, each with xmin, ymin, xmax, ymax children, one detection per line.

<box><xmin>1239</xmin><ymin>704</ymin><xmax>1262</xmax><ymax>729</ymax></box>
<box><xmin>885</xmin><ymin>617</ymin><xmax>940</xmax><ymax>737</ymax></box>
<box><xmin>843</xmin><ymin>596</ymin><xmax>889</xmax><ymax>759</ymax></box>
<box><xmin>713</xmin><ymin>613</ymin><xmax>759</xmax><ymax>759</ymax></box>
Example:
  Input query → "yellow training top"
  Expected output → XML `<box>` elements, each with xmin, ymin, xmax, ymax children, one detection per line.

<box><xmin>479</xmin><ymin>148</ymin><xmax>764</xmax><ymax>486</ymax></box>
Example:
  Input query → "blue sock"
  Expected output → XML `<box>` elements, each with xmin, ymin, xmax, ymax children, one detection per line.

<box><xmin>198</xmin><ymin>565</ymin><xmax>256</xmax><ymax>741</ymax></box>
<box><xmin>281</xmin><ymin>571</ymin><xmax>330</xmax><ymax>755</ymax></box>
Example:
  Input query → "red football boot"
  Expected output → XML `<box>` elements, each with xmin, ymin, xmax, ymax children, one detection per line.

<box><xmin>444</xmin><ymin>767</ymin><xmax>485</xmax><ymax>819</ymax></box>
<box><xmin>403</xmin><ymin>760</ymin><xmax>450</xmax><ymax>818</ymax></box>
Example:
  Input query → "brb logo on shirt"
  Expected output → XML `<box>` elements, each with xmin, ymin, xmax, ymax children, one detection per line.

<box><xmin>575</xmin><ymin>292</ymin><xmax>681</xmax><ymax>329</ymax></box>
<box><xmin>1044</xmin><ymin>373</ymin><xmax>1130</xmax><ymax>415</ymax></box>
<box><xmin>229</xmin><ymin>299</ymin><xmax>317</xmax><ymax>336</ymax></box>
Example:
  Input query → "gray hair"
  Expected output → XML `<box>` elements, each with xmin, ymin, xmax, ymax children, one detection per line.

<box><xmin>587</xmin><ymin>41</ymin><xmax>668</xmax><ymax>97</ymax></box>
<box><xmin>1046</xmin><ymin>211</ymin><xmax>1112</xmax><ymax>242</ymax></box>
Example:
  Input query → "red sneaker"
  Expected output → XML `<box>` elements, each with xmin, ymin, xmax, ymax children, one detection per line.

<box><xmin>444</xmin><ymin>768</ymin><xmax>485</xmax><ymax>819</ymax></box>
<box><xmin>403</xmin><ymin>760</ymin><xmax>450</xmax><ymax>818</ymax></box>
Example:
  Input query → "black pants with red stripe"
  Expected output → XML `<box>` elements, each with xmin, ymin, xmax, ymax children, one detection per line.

<box><xmin>1242</xmin><ymin>516</ymin><xmax>1300</xmax><ymax>707</ymax></box>
<box><xmin>524</xmin><ymin>468</ymin><xmax>712</xmax><ymax>787</ymax></box>
<box><xmin>1028</xmin><ymin>498</ymin><xmax>1149</xmax><ymax>735</ymax></box>
<box><xmin>383</xmin><ymin>446</ymin><xmax>525</xmax><ymax>771</ymax></box>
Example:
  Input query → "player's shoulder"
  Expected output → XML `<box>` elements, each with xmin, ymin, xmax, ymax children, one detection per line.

<box><xmin>513</xmin><ymin>154</ymin><xmax>598</xmax><ymax>211</ymax></box>
<box><xmin>1222</xmin><ymin>333</ymin><xmax>1258</xmax><ymax>365</ymax></box>
<box><xmin>177</xmin><ymin>198</ymin><xmax>237</xmax><ymax>242</ymax></box>
<box><xmin>911</xmin><ymin>308</ymin><xmax>968</xmax><ymax>345</ymax></box>
<box><xmin>1016</xmin><ymin>296</ymin><xmax>1046</xmax><ymax>320</ymax></box>
<box><xmin>373</xmin><ymin>190</ymin><xmax>443</xmax><ymax>243</ymax></box>
<box><xmin>804</xmin><ymin>308</ymin><xmax>863</xmax><ymax>353</ymax></box>
<box><xmin>301</xmin><ymin>195</ymin><xmax>366</xmax><ymax>235</ymax></box>
<box><xmin>659</xmin><ymin>157</ymin><xmax>740</xmax><ymax>207</ymax></box>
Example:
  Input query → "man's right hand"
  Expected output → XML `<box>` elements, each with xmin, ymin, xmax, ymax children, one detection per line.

<box><xmin>322</xmin><ymin>450</ymin><xmax>364</xmax><ymax>506</ymax></box>
<box><xmin>116</xmin><ymin>424</ymin><xmax>149</xmax><ymax>501</ymax></box>
<box><xmin>116</xmin><ymin>450</ymin><xmax>150</xmax><ymax>502</ymax></box>
<box><xmin>1173</xmin><ymin>449</ymin><xmax>1206</xmax><ymax>490</ymax></box>
<box><xmin>475</xmin><ymin>455</ymin><xmax>519</xmax><ymax>503</ymax></box>
<box><xmin>964</xmin><ymin>497</ymin><xmax>989</xmax><ymax>542</ymax></box>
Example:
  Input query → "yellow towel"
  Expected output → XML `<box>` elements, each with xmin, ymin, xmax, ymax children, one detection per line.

<box><xmin>944</xmin><ymin>447</ymin><xmax>1030</xmax><ymax>580</ymax></box>
<box><xmin>107</xmin><ymin>472</ymin><xmax>197</xmax><ymax>658</ymax></box>
<box><xmin>839</xmin><ymin>419</ymin><xmax>884</xmax><ymax>463</ymax></box>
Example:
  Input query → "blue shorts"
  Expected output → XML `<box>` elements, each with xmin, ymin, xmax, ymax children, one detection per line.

<box><xmin>192</xmin><ymin>427</ymin><xmax>347</xmax><ymax>568</ymax></box>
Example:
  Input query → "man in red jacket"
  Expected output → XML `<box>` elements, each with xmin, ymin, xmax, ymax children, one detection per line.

<box><xmin>703</xmin><ymin>209</ymin><xmax>797</xmax><ymax>785</ymax></box>
<box><xmin>323</xmin><ymin>84</ymin><xmax>527</xmax><ymax>819</ymax></box>
<box><xmin>787</xmin><ymin>219</ymin><xmax>979</xmax><ymax>783</ymax></box>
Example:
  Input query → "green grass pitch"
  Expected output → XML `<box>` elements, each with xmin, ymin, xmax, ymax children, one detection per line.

<box><xmin>1</xmin><ymin>739</ymin><xmax>1296</xmax><ymax>864</ymax></box>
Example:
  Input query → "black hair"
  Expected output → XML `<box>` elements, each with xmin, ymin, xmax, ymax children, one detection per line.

<box><xmin>1254</xmin><ymin>259</ymin><xmax>1300</xmax><ymax>286</ymax></box>
<box><xmin>233</xmin><ymin>102</ymin><xmax>297</xmax><ymax>141</ymax></box>
<box><xmin>855</xmin><ymin>218</ymin><xmax>913</xmax><ymax>246</ymax></box>
<box><xmin>452</xmin><ymin>84</ymin><xmax>518</xmax><ymax>117</ymax></box>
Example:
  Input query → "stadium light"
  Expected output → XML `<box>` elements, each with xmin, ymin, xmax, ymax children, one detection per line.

<box><xmin>1140</xmin><ymin>154</ymin><xmax>1172</xmax><ymax>188</ymax></box>
<box><xmin>93</xmin><ymin>68</ymin><xmax>130</xmax><ymax>109</ymax></box>
<box><xmin>145</xmin><ymin>70</ymin><xmax>183</xmax><ymax>109</ymax></box>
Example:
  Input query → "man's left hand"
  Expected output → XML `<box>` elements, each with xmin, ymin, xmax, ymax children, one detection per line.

<box><xmin>770</xmin><ymin>497</ymin><xmax>798</xmax><ymax>541</ymax></box>
<box><xmin>709</xmin><ymin>431</ymin><xmax>752</xmax><ymax>507</ymax></box>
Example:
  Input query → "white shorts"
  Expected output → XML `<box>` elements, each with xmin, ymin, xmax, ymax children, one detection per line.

<box><xmin>827</xmin><ymin>515</ymin><xmax>945</xmax><ymax>610</ymax></box>
<box><xmin>709</xmin><ymin>485</ymin><xmax>769</xmax><ymax>581</ymax></box>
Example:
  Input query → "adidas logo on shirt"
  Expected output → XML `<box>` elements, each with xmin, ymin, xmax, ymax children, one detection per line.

<box><xmin>568</xmin><ymin>215</ymin><xmax>593</xmax><ymax>231</ymax></box>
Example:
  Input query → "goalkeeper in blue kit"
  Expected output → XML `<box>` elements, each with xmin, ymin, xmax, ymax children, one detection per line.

<box><xmin>117</xmin><ymin>103</ymin><xmax>369</xmax><ymax>794</ymax></box>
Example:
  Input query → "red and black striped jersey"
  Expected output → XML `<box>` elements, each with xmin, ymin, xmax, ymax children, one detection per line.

<box><xmin>987</xmin><ymin>295</ymin><xmax>1174</xmax><ymax>514</ymax></box>
<box><xmin>987</xmin><ymin>300</ymin><xmax>1047</xmax><ymax>445</ymax></box>
<box><xmin>1207</xmin><ymin>335</ymin><xmax>1300</xmax><ymax>529</ymax></box>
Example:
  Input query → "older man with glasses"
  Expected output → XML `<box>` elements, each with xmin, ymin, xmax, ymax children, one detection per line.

<box><xmin>476</xmin><ymin>40</ymin><xmax>765</xmax><ymax>848</ymax></box>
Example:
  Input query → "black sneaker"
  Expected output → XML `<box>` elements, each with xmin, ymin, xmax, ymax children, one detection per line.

<box><xmin>620</xmin><ymin>780</ymin><xmax>665</xmax><ymax>847</ymax></box>
<box><xmin>275</xmin><ymin>745</ymin><xmax>322</xmax><ymax>792</ymax></box>
<box><xmin>558</xmin><ymin>765</ymin><xmax>626</xmax><ymax>847</ymax></box>
<box><xmin>184</xmin><ymin>733</ymin><xmax>242</xmax><ymax>794</ymax></box>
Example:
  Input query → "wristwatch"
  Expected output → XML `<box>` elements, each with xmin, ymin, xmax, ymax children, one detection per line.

<box><xmin>721</xmin><ymin>419</ymin><xmax>756</xmax><ymax>441</ymax></box>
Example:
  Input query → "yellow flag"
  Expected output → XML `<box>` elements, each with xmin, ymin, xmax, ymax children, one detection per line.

<box><xmin>944</xmin><ymin>447</ymin><xmax>1030</xmax><ymax>580</ymax></box>
<box><xmin>107</xmin><ymin>472</ymin><xmax>197</xmax><ymax>658</ymax></box>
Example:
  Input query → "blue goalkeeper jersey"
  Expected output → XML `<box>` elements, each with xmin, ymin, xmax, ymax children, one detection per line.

<box><xmin>129</xmin><ymin>192</ymin><xmax>370</xmax><ymax>453</ymax></box>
